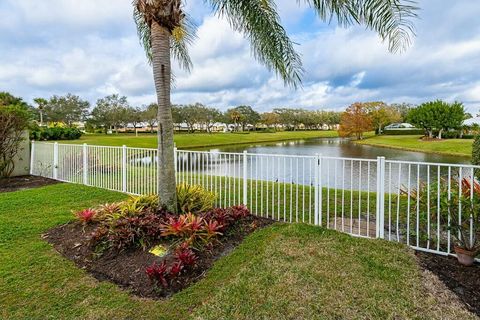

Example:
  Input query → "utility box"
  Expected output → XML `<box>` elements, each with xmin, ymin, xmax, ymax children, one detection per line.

<box><xmin>10</xmin><ymin>131</ymin><xmax>30</xmax><ymax>177</ymax></box>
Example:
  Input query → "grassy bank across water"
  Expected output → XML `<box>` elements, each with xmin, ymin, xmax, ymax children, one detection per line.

<box><xmin>62</xmin><ymin>131</ymin><xmax>339</xmax><ymax>149</ymax></box>
<box><xmin>1</xmin><ymin>183</ymin><xmax>472</xmax><ymax>319</ymax></box>
<box><xmin>355</xmin><ymin>135</ymin><xmax>473</xmax><ymax>157</ymax></box>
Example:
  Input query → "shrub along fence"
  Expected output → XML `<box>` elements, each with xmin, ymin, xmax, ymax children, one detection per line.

<box><xmin>31</xmin><ymin>141</ymin><xmax>479</xmax><ymax>260</ymax></box>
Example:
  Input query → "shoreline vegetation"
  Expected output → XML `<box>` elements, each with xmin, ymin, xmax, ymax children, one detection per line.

<box><xmin>61</xmin><ymin>130</ymin><xmax>339</xmax><ymax>149</ymax></box>
<box><xmin>355</xmin><ymin>135</ymin><xmax>472</xmax><ymax>158</ymax></box>
<box><xmin>57</xmin><ymin>131</ymin><xmax>474</xmax><ymax>158</ymax></box>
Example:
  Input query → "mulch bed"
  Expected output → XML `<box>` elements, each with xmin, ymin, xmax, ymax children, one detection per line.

<box><xmin>416</xmin><ymin>251</ymin><xmax>480</xmax><ymax>316</ymax></box>
<box><xmin>45</xmin><ymin>215</ymin><xmax>274</xmax><ymax>299</ymax></box>
<box><xmin>0</xmin><ymin>175</ymin><xmax>59</xmax><ymax>193</ymax></box>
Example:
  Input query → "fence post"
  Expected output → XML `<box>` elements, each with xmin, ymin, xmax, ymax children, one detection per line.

<box><xmin>122</xmin><ymin>145</ymin><xmax>127</xmax><ymax>193</ymax></box>
<box><xmin>376</xmin><ymin>156</ymin><xmax>386</xmax><ymax>238</ymax></box>
<box><xmin>243</xmin><ymin>150</ymin><xmax>248</xmax><ymax>206</ymax></box>
<box><xmin>53</xmin><ymin>142</ymin><xmax>58</xmax><ymax>179</ymax></box>
<box><xmin>174</xmin><ymin>144</ymin><xmax>178</xmax><ymax>173</ymax></box>
<box><xmin>30</xmin><ymin>140</ymin><xmax>35</xmax><ymax>175</ymax></box>
<box><xmin>82</xmin><ymin>143</ymin><xmax>88</xmax><ymax>185</ymax></box>
<box><xmin>314</xmin><ymin>154</ymin><xmax>320</xmax><ymax>226</ymax></box>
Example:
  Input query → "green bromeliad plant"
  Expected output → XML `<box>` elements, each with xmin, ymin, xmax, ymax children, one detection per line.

<box><xmin>404</xmin><ymin>177</ymin><xmax>480</xmax><ymax>255</ymax></box>
<box><xmin>441</xmin><ymin>182</ymin><xmax>480</xmax><ymax>253</ymax></box>
<box><xmin>175</xmin><ymin>183</ymin><xmax>216</xmax><ymax>214</ymax></box>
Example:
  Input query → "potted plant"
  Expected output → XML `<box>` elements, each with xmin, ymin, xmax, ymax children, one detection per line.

<box><xmin>444</xmin><ymin>187</ymin><xmax>480</xmax><ymax>266</ymax></box>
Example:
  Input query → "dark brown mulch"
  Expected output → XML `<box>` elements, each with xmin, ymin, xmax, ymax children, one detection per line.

<box><xmin>416</xmin><ymin>251</ymin><xmax>480</xmax><ymax>316</ymax></box>
<box><xmin>44</xmin><ymin>215</ymin><xmax>274</xmax><ymax>299</ymax></box>
<box><xmin>0</xmin><ymin>175</ymin><xmax>59</xmax><ymax>193</ymax></box>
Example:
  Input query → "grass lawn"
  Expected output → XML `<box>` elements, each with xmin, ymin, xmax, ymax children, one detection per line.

<box><xmin>1</xmin><ymin>184</ymin><xmax>472</xmax><ymax>319</ymax></box>
<box><xmin>356</xmin><ymin>135</ymin><xmax>473</xmax><ymax>157</ymax></box>
<box><xmin>60</xmin><ymin>131</ymin><xmax>339</xmax><ymax>149</ymax></box>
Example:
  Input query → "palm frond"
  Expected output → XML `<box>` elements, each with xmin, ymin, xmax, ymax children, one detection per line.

<box><xmin>171</xmin><ymin>14</ymin><xmax>197</xmax><ymax>72</ymax></box>
<box><xmin>133</xmin><ymin>1</ymin><xmax>153</xmax><ymax>63</ymax></box>
<box><xmin>208</xmin><ymin>0</ymin><xmax>304</xmax><ymax>88</ymax></box>
<box><xmin>303</xmin><ymin>0</ymin><xmax>418</xmax><ymax>52</ymax></box>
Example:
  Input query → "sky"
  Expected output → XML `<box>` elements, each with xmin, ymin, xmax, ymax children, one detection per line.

<box><xmin>1</xmin><ymin>0</ymin><xmax>480</xmax><ymax>113</ymax></box>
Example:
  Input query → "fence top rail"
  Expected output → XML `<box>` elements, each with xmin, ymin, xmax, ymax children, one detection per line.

<box><xmin>320</xmin><ymin>156</ymin><xmax>378</xmax><ymax>163</ymax></box>
<box><xmin>385</xmin><ymin>159</ymin><xmax>479</xmax><ymax>169</ymax></box>
<box><xmin>178</xmin><ymin>149</ymin><xmax>317</xmax><ymax>159</ymax></box>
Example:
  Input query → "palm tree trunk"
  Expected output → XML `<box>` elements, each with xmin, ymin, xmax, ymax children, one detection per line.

<box><xmin>151</xmin><ymin>21</ymin><xmax>176</xmax><ymax>210</ymax></box>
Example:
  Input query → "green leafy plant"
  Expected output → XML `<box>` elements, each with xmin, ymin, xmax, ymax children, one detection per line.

<box><xmin>0</xmin><ymin>93</ymin><xmax>31</xmax><ymax>178</ymax></box>
<box><xmin>30</xmin><ymin>126</ymin><xmax>83</xmax><ymax>141</ymax></box>
<box><xmin>472</xmin><ymin>135</ymin><xmax>480</xmax><ymax>168</ymax></box>
<box><xmin>405</xmin><ymin>177</ymin><xmax>480</xmax><ymax>251</ymax></box>
<box><xmin>175</xmin><ymin>183</ymin><xmax>216</xmax><ymax>214</ymax></box>
<box><xmin>441</xmin><ymin>185</ymin><xmax>480</xmax><ymax>252</ymax></box>
<box><xmin>95</xmin><ymin>202</ymin><xmax>122</xmax><ymax>222</ymax></box>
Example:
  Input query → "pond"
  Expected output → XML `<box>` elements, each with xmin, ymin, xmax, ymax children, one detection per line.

<box><xmin>182</xmin><ymin>138</ymin><xmax>474</xmax><ymax>191</ymax></box>
<box><xmin>204</xmin><ymin>137</ymin><xmax>469</xmax><ymax>164</ymax></box>
<box><xmin>132</xmin><ymin>138</ymin><xmax>474</xmax><ymax>191</ymax></box>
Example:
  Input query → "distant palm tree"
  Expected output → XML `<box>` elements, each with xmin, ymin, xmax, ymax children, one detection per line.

<box><xmin>34</xmin><ymin>98</ymin><xmax>48</xmax><ymax>127</ymax></box>
<box><xmin>133</xmin><ymin>0</ymin><xmax>418</xmax><ymax>210</ymax></box>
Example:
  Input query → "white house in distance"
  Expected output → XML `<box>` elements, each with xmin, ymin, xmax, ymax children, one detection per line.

<box><xmin>463</xmin><ymin>117</ymin><xmax>480</xmax><ymax>127</ymax></box>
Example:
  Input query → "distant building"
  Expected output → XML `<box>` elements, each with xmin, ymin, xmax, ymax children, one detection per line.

<box><xmin>463</xmin><ymin>117</ymin><xmax>480</xmax><ymax>126</ymax></box>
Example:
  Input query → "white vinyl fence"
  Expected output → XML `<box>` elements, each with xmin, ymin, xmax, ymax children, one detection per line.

<box><xmin>31</xmin><ymin>141</ymin><xmax>480</xmax><ymax>258</ymax></box>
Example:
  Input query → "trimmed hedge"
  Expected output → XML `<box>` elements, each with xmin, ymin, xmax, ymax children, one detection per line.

<box><xmin>30</xmin><ymin>127</ymin><xmax>83</xmax><ymax>141</ymax></box>
<box><xmin>383</xmin><ymin>129</ymin><xmax>425</xmax><ymax>135</ymax></box>
<box><xmin>473</xmin><ymin>135</ymin><xmax>480</xmax><ymax>166</ymax></box>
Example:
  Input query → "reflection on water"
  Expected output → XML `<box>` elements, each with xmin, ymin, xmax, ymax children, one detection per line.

<box><xmin>206</xmin><ymin>138</ymin><xmax>470</xmax><ymax>164</ymax></box>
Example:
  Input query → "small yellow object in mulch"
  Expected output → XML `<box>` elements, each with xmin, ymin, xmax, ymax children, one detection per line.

<box><xmin>149</xmin><ymin>245</ymin><xmax>168</xmax><ymax>257</ymax></box>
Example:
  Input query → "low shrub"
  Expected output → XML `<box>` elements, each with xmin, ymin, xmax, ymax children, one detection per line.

<box><xmin>473</xmin><ymin>135</ymin><xmax>480</xmax><ymax>167</ymax></box>
<box><xmin>30</xmin><ymin>126</ymin><xmax>83</xmax><ymax>141</ymax></box>
<box><xmin>160</xmin><ymin>212</ymin><xmax>222</xmax><ymax>248</ymax></box>
<box><xmin>440</xmin><ymin>131</ymin><xmax>461</xmax><ymax>139</ymax></box>
<box><xmin>91</xmin><ymin>212</ymin><xmax>164</xmax><ymax>251</ymax></box>
<box><xmin>95</xmin><ymin>194</ymin><xmax>158</xmax><ymax>222</ymax></box>
<box><xmin>176</xmin><ymin>183</ymin><xmax>216</xmax><ymax>214</ymax></box>
<box><xmin>383</xmin><ymin>129</ymin><xmax>425</xmax><ymax>135</ymax></box>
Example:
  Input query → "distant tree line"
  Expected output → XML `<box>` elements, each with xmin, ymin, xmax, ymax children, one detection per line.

<box><xmin>25</xmin><ymin>92</ymin><xmax>469</xmax><ymax>140</ymax></box>
<box><xmin>27</xmin><ymin>93</ymin><xmax>344</xmax><ymax>134</ymax></box>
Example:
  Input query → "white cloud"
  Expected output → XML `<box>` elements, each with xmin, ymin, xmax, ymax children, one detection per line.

<box><xmin>1</xmin><ymin>0</ymin><xmax>480</xmax><ymax>113</ymax></box>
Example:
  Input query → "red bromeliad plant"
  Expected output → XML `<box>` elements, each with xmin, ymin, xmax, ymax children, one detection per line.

<box><xmin>174</xmin><ymin>247</ymin><xmax>197</xmax><ymax>267</ymax></box>
<box><xmin>74</xmin><ymin>208</ymin><xmax>97</xmax><ymax>224</ymax></box>
<box><xmin>168</xmin><ymin>260</ymin><xmax>184</xmax><ymax>278</ymax></box>
<box><xmin>203</xmin><ymin>220</ymin><xmax>223</xmax><ymax>241</ymax></box>
<box><xmin>146</xmin><ymin>261</ymin><xmax>169</xmax><ymax>288</ymax></box>
<box><xmin>160</xmin><ymin>214</ymin><xmax>189</xmax><ymax>237</ymax></box>
<box><xmin>185</xmin><ymin>213</ymin><xmax>204</xmax><ymax>233</ymax></box>
<box><xmin>229</xmin><ymin>205</ymin><xmax>250</xmax><ymax>219</ymax></box>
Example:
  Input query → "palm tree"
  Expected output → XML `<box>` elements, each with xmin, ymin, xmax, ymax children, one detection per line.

<box><xmin>34</xmin><ymin>98</ymin><xmax>48</xmax><ymax>127</ymax></box>
<box><xmin>133</xmin><ymin>0</ymin><xmax>418</xmax><ymax>210</ymax></box>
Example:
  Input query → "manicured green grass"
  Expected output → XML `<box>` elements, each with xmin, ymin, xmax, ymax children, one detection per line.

<box><xmin>1</xmin><ymin>184</ymin><xmax>470</xmax><ymax>319</ymax></box>
<box><xmin>61</xmin><ymin>131</ymin><xmax>339</xmax><ymax>149</ymax></box>
<box><xmin>356</xmin><ymin>135</ymin><xmax>473</xmax><ymax>157</ymax></box>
